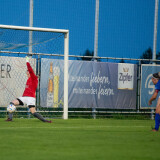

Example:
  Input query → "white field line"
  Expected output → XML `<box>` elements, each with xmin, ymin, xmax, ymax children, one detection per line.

<box><xmin>0</xmin><ymin>125</ymin><xmax>149</xmax><ymax>130</ymax></box>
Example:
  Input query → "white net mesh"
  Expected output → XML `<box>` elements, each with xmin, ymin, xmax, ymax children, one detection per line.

<box><xmin>0</xmin><ymin>27</ymin><xmax>64</xmax><ymax>54</ymax></box>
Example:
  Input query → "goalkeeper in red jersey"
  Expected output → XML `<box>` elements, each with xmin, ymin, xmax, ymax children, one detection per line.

<box><xmin>6</xmin><ymin>56</ymin><xmax>52</xmax><ymax>123</ymax></box>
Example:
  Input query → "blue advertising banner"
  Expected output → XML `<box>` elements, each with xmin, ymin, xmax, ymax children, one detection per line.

<box><xmin>40</xmin><ymin>59</ymin><xmax>137</xmax><ymax>109</ymax></box>
<box><xmin>141</xmin><ymin>64</ymin><xmax>160</xmax><ymax>109</ymax></box>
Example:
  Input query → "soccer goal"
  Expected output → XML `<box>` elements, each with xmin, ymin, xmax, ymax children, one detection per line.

<box><xmin>0</xmin><ymin>24</ymin><xmax>69</xmax><ymax>119</ymax></box>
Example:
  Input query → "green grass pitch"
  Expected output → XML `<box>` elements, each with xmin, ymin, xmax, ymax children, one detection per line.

<box><xmin>0</xmin><ymin>119</ymin><xmax>159</xmax><ymax>160</ymax></box>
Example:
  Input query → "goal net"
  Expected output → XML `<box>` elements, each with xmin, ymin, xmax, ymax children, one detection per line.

<box><xmin>0</xmin><ymin>25</ymin><xmax>69</xmax><ymax>119</ymax></box>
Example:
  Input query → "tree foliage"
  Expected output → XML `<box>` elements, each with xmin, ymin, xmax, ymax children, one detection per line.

<box><xmin>77</xmin><ymin>49</ymin><xmax>101</xmax><ymax>61</ymax></box>
<box><xmin>119</xmin><ymin>59</ymin><xmax>125</xmax><ymax>63</ymax></box>
<box><xmin>140</xmin><ymin>47</ymin><xmax>160</xmax><ymax>64</ymax></box>
<box><xmin>140</xmin><ymin>48</ymin><xmax>152</xmax><ymax>64</ymax></box>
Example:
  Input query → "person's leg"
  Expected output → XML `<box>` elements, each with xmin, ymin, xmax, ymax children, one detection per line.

<box><xmin>29</xmin><ymin>106</ymin><xmax>52</xmax><ymax>123</ymax></box>
<box><xmin>152</xmin><ymin>98</ymin><xmax>160</xmax><ymax>131</ymax></box>
<box><xmin>6</xmin><ymin>98</ymin><xmax>24</xmax><ymax>121</ymax></box>
<box><xmin>6</xmin><ymin>99</ymin><xmax>19</xmax><ymax>121</ymax></box>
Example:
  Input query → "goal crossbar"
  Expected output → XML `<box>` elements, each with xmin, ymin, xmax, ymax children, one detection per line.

<box><xmin>0</xmin><ymin>24</ymin><xmax>69</xmax><ymax>33</ymax></box>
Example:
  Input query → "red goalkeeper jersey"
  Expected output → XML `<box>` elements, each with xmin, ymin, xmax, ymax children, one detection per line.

<box><xmin>22</xmin><ymin>62</ymin><xmax>38</xmax><ymax>98</ymax></box>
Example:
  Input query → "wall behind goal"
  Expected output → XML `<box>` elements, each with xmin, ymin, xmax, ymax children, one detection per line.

<box><xmin>40</xmin><ymin>59</ymin><xmax>137</xmax><ymax>109</ymax></box>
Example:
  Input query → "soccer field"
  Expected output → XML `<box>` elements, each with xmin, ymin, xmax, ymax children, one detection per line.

<box><xmin>0</xmin><ymin>119</ymin><xmax>159</xmax><ymax>160</ymax></box>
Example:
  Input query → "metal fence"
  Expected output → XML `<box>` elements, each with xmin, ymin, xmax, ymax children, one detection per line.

<box><xmin>0</xmin><ymin>52</ymin><xmax>160</xmax><ymax>119</ymax></box>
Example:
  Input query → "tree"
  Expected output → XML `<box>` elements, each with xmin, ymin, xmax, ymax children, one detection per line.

<box><xmin>156</xmin><ymin>51</ymin><xmax>160</xmax><ymax>60</ymax></box>
<box><xmin>119</xmin><ymin>59</ymin><xmax>125</xmax><ymax>63</ymax></box>
<box><xmin>77</xmin><ymin>49</ymin><xmax>101</xmax><ymax>61</ymax></box>
<box><xmin>140</xmin><ymin>48</ymin><xmax>152</xmax><ymax>64</ymax></box>
<box><xmin>140</xmin><ymin>47</ymin><xmax>160</xmax><ymax>64</ymax></box>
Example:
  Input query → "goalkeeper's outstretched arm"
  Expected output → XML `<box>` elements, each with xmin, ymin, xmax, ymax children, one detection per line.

<box><xmin>26</xmin><ymin>56</ymin><xmax>37</xmax><ymax>79</ymax></box>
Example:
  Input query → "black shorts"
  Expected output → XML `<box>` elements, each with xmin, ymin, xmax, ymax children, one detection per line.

<box><xmin>28</xmin><ymin>105</ymin><xmax>35</xmax><ymax>108</ymax></box>
<box><xmin>17</xmin><ymin>98</ymin><xmax>24</xmax><ymax>106</ymax></box>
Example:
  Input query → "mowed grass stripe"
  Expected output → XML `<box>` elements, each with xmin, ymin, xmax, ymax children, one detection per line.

<box><xmin>0</xmin><ymin>125</ymin><xmax>150</xmax><ymax>130</ymax></box>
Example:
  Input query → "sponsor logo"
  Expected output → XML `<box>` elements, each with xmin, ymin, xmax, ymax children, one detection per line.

<box><xmin>118</xmin><ymin>64</ymin><xmax>134</xmax><ymax>89</ymax></box>
<box><xmin>144</xmin><ymin>74</ymin><xmax>154</xmax><ymax>95</ymax></box>
<box><xmin>119</xmin><ymin>72</ymin><xmax>132</xmax><ymax>83</ymax></box>
<box><xmin>123</xmin><ymin>67</ymin><xmax>129</xmax><ymax>72</ymax></box>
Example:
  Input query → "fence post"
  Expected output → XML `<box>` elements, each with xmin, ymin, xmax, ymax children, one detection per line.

<box><xmin>36</xmin><ymin>55</ymin><xmax>40</xmax><ymax>112</ymax></box>
<box><xmin>92</xmin><ymin>108</ymin><xmax>96</xmax><ymax>119</ymax></box>
<box><xmin>137</xmin><ymin>60</ymin><xmax>141</xmax><ymax>113</ymax></box>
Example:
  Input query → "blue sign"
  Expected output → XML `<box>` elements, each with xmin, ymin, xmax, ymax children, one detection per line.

<box><xmin>141</xmin><ymin>65</ymin><xmax>160</xmax><ymax>108</ymax></box>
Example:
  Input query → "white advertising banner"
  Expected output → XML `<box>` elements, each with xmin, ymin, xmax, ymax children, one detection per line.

<box><xmin>118</xmin><ymin>63</ymin><xmax>134</xmax><ymax>90</ymax></box>
<box><xmin>0</xmin><ymin>56</ymin><xmax>36</xmax><ymax>107</ymax></box>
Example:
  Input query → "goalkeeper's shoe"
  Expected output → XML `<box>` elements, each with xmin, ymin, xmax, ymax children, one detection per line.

<box><xmin>45</xmin><ymin>120</ymin><xmax>52</xmax><ymax>123</ymax></box>
<box><xmin>5</xmin><ymin>118</ymin><xmax>13</xmax><ymax>122</ymax></box>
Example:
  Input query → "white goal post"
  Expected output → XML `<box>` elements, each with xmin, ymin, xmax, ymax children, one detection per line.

<box><xmin>0</xmin><ymin>24</ymin><xmax>69</xmax><ymax>119</ymax></box>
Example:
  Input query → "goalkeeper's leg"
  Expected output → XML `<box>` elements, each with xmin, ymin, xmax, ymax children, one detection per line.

<box><xmin>29</xmin><ymin>106</ymin><xmax>52</xmax><ymax>123</ymax></box>
<box><xmin>6</xmin><ymin>99</ymin><xmax>21</xmax><ymax>121</ymax></box>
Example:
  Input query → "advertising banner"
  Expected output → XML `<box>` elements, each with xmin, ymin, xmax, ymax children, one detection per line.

<box><xmin>0</xmin><ymin>56</ymin><xmax>36</xmax><ymax>107</ymax></box>
<box><xmin>140</xmin><ymin>64</ymin><xmax>160</xmax><ymax>109</ymax></box>
<box><xmin>118</xmin><ymin>63</ymin><xmax>134</xmax><ymax>90</ymax></box>
<box><xmin>40</xmin><ymin>59</ymin><xmax>137</xmax><ymax>109</ymax></box>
